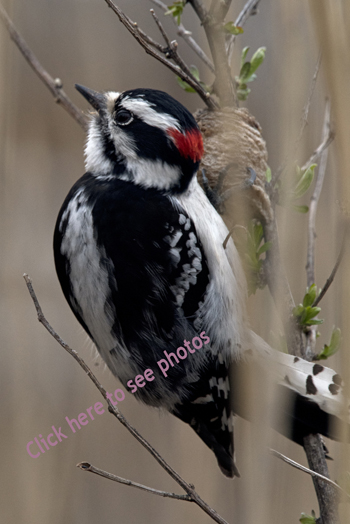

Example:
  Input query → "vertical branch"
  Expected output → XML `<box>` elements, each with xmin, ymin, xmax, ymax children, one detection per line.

<box><xmin>264</xmin><ymin>105</ymin><xmax>333</xmax><ymax>359</ymax></box>
<box><xmin>302</xmin><ymin>99</ymin><xmax>339</xmax><ymax>523</ymax></box>
<box><xmin>303</xmin><ymin>434</ymin><xmax>339</xmax><ymax>524</ymax></box>
<box><xmin>308</xmin><ymin>3</ymin><xmax>350</xmax><ymax>521</ymax></box>
<box><xmin>188</xmin><ymin>0</ymin><xmax>237</xmax><ymax>107</ymax></box>
<box><xmin>265</xmin><ymin>100</ymin><xmax>338</xmax><ymax>522</ymax></box>
<box><xmin>305</xmin><ymin>100</ymin><xmax>331</xmax><ymax>359</ymax></box>
<box><xmin>306</xmin><ymin>99</ymin><xmax>331</xmax><ymax>287</ymax></box>
<box><xmin>149</xmin><ymin>0</ymin><xmax>215</xmax><ymax>73</ymax></box>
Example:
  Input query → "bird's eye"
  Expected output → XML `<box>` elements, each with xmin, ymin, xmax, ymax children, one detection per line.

<box><xmin>115</xmin><ymin>109</ymin><xmax>133</xmax><ymax>126</ymax></box>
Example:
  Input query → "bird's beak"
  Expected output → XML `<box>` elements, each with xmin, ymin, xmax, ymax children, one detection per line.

<box><xmin>75</xmin><ymin>84</ymin><xmax>105</xmax><ymax>112</ymax></box>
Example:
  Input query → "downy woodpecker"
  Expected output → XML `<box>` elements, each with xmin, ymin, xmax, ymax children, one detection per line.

<box><xmin>54</xmin><ymin>86</ymin><xmax>346</xmax><ymax>477</ymax></box>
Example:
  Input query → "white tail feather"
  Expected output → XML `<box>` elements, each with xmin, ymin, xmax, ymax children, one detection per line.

<box><xmin>246</xmin><ymin>331</ymin><xmax>347</xmax><ymax>422</ymax></box>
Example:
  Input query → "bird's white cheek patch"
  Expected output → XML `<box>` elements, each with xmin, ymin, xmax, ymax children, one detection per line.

<box><xmin>85</xmin><ymin>119</ymin><xmax>114</xmax><ymax>175</ymax></box>
<box><xmin>111</xmin><ymin>127</ymin><xmax>137</xmax><ymax>160</ymax></box>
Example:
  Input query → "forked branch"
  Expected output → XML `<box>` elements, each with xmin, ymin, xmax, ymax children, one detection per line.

<box><xmin>103</xmin><ymin>0</ymin><xmax>218</xmax><ymax>110</ymax></box>
<box><xmin>301</xmin><ymin>99</ymin><xmax>340</xmax><ymax>523</ymax></box>
<box><xmin>149</xmin><ymin>0</ymin><xmax>215</xmax><ymax>73</ymax></box>
<box><xmin>23</xmin><ymin>274</ymin><xmax>229</xmax><ymax>524</ymax></box>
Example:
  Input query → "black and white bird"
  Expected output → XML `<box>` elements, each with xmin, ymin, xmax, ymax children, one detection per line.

<box><xmin>54</xmin><ymin>85</ymin><xmax>347</xmax><ymax>477</ymax></box>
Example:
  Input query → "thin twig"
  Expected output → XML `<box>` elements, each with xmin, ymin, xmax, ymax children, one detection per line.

<box><xmin>313</xmin><ymin>241</ymin><xmax>345</xmax><ymax>307</ymax></box>
<box><xmin>227</xmin><ymin>0</ymin><xmax>261</xmax><ymax>63</ymax></box>
<box><xmin>150</xmin><ymin>9</ymin><xmax>201</xmax><ymax>83</ymax></box>
<box><xmin>103</xmin><ymin>0</ymin><xmax>217</xmax><ymax>110</ymax></box>
<box><xmin>149</xmin><ymin>0</ymin><xmax>215</xmax><ymax>73</ymax></box>
<box><xmin>23</xmin><ymin>274</ymin><xmax>229</xmax><ymax>524</ymax></box>
<box><xmin>150</xmin><ymin>8</ymin><xmax>173</xmax><ymax>47</ymax></box>
<box><xmin>306</xmin><ymin>99</ymin><xmax>332</xmax><ymax>287</ymax></box>
<box><xmin>274</xmin><ymin>124</ymin><xmax>334</xmax><ymax>187</ymax></box>
<box><xmin>234</xmin><ymin>0</ymin><xmax>261</xmax><ymax>28</ymax></box>
<box><xmin>0</xmin><ymin>3</ymin><xmax>88</xmax><ymax>131</ymax></box>
<box><xmin>77</xmin><ymin>462</ymin><xmax>192</xmax><ymax>501</ymax></box>
<box><xmin>301</xmin><ymin>127</ymin><xmax>335</xmax><ymax>172</ymax></box>
<box><xmin>270</xmin><ymin>449</ymin><xmax>348</xmax><ymax>498</ymax></box>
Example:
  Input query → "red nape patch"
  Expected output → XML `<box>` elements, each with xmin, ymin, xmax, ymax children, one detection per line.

<box><xmin>167</xmin><ymin>128</ymin><xmax>204</xmax><ymax>162</ymax></box>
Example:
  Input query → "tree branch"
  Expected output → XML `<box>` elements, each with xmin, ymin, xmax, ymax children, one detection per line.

<box><xmin>150</xmin><ymin>8</ymin><xmax>203</xmax><ymax>85</ymax></box>
<box><xmin>0</xmin><ymin>3</ymin><xmax>88</xmax><ymax>131</ymax></box>
<box><xmin>149</xmin><ymin>0</ymin><xmax>215</xmax><ymax>73</ymax></box>
<box><xmin>262</xmin><ymin>185</ymin><xmax>342</xmax><ymax>524</ymax></box>
<box><xmin>303</xmin><ymin>435</ymin><xmax>339</xmax><ymax>524</ymax></box>
<box><xmin>23</xmin><ymin>274</ymin><xmax>229</xmax><ymax>524</ymax></box>
<box><xmin>188</xmin><ymin>0</ymin><xmax>237</xmax><ymax>107</ymax></box>
<box><xmin>306</xmin><ymin>99</ymin><xmax>331</xmax><ymax>288</ymax></box>
<box><xmin>77</xmin><ymin>462</ymin><xmax>192</xmax><ymax>501</ymax></box>
<box><xmin>301</xmin><ymin>99</ymin><xmax>340</xmax><ymax>524</ymax></box>
<box><xmin>234</xmin><ymin>0</ymin><xmax>261</xmax><ymax>29</ymax></box>
<box><xmin>264</xmin><ymin>105</ymin><xmax>334</xmax><ymax>361</ymax></box>
<box><xmin>301</xmin><ymin>126</ymin><xmax>335</xmax><ymax>173</ymax></box>
<box><xmin>103</xmin><ymin>0</ymin><xmax>218</xmax><ymax>110</ymax></box>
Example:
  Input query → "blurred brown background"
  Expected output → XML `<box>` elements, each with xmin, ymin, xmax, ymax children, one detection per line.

<box><xmin>1</xmin><ymin>1</ymin><xmax>349</xmax><ymax>523</ymax></box>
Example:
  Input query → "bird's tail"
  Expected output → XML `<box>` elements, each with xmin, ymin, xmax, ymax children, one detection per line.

<box><xmin>231</xmin><ymin>331</ymin><xmax>348</xmax><ymax>445</ymax></box>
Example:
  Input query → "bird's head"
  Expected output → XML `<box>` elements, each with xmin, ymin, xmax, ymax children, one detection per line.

<box><xmin>75</xmin><ymin>85</ymin><xmax>204</xmax><ymax>194</ymax></box>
